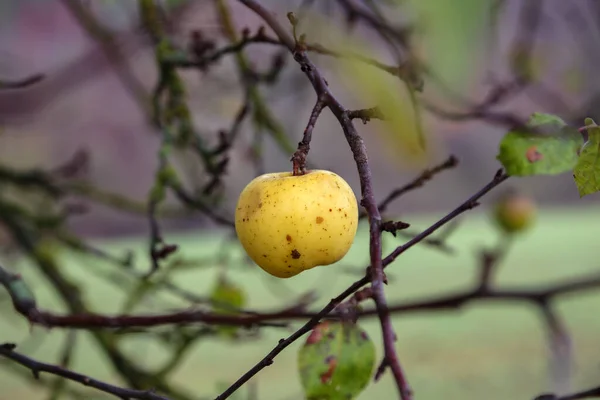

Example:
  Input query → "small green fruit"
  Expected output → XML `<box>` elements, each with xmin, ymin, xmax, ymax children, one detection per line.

<box><xmin>493</xmin><ymin>191</ymin><xmax>536</xmax><ymax>234</ymax></box>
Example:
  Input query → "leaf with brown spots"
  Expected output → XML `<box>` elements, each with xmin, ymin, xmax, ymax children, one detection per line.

<box><xmin>497</xmin><ymin>112</ymin><xmax>583</xmax><ymax>176</ymax></box>
<box><xmin>298</xmin><ymin>321</ymin><xmax>375</xmax><ymax>400</ymax></box>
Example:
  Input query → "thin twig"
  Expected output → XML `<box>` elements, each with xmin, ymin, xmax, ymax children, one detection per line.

<box><xmin>0</xmin><ymin>74</ymin><xmax>44</xmax><ymax>90</ymax></box>
<box><xmin>0</xmin><ymin>343</ymin><xmax>171</xmax><ymax>400</ymax></box>
<box><xmin>534</xmin><ymin>385</ymin><xmax>600</xmax><ymax>400</ymax></box>
<box><xmin>291</xmin><ymin>97</ymin><xmax>326</xmax><ymax>175</ymax></box>
<box><xmin>360</xmin><ymin>155</ymin><xmax>459</xmax><ymax>219</ymax></box>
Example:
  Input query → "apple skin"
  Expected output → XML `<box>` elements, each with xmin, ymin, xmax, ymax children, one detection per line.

<box><xmin>235</xmin><ymin>170</ymin><xmax>359</xmax><ymax>278</ymax></box>
<box><xmin>494</xmin><ymin>192</ymin><xmax>536</xmax><ymax>234</ymax></box>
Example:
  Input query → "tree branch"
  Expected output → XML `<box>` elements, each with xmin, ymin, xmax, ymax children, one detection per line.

<box><xmin>360</xmin><ymin>155</ymin><xmax>459</xmax><ymax>219</ymax></box>
<box><xmin>291</xmin><ymin>97</ymin><xmax>326</xmax><ymax>175</ymax></box>
<box><xmin>0</xmin><ymin>74</ymin><xmax>44</xmax><ymax>90</ymax></box>
<box><xmin>0</xmin><ymin>344</ymin><xmax>171</xmax><ymax>400</ymax></box>
<box><xmin>534</xmin><ymin>385</ymin><xmax>600</xmax><ymax>400</ymax></box>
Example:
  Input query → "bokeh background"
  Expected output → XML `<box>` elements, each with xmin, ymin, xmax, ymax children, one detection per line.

<box><xmin>1</xmin><ymin>1</ymin><xmax>599</xmax><ymax>400</ymax></box>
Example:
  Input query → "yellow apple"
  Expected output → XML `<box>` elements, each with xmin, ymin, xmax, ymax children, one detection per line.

<box><xmin>235</xmin><ymin>170</ymin><xmax>359</xmax><ymax>278</ymax></box>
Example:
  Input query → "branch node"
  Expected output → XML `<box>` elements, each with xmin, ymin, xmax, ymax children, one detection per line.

<box><xmin>348</xmin><ymin>107</ymin><xmax>385</xmax><ymax>124</ymax></box>
<box><xmin>374</xmin><ymin>358</ymin><xmax>388</xmax><ymax>381</ymax></box>
<box><xmin>381</xmin><ymin>220</ymin><xmax>410</xmax><ymax>237</ymax></box>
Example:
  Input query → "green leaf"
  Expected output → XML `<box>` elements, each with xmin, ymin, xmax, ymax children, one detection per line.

<box><xmin>573</xmin><ymin>118</ymin><xmax>600</xmax><ymax>197</ymax></box>
<box><xmin>526</xmin><ymin>112</ymin><xmax>566</xmax><ymax>129</ymax></box>
<box><xmin>298</xmin><ymin>320</ymin><xmax>376</xmax><ymax>400</ymax></box>
<box><xmin>210</xmin><ymin>275</ymin><xmax>246</xmax><ymax>338</ymax></box>
<box><xmin>497</xmin><ymin>112</ymin><xmax>583</xmax><ymax>176</ymax></box>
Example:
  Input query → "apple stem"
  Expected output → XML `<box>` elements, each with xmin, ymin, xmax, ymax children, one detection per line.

<box><xmin>291</xmin><ymin>146</ymin><xmax>308</xmax><ymax>176</ymax></box>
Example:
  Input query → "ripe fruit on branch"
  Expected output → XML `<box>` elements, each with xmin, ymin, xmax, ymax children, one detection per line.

<box><xmin>235</xmin><ymin>170</ymin><xmax>359</xmax><ymax>278</ymax></box>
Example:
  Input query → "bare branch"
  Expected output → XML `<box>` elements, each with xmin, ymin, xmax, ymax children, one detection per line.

<box><xmin>0</xmin><ymin>74</ymin><xmax>44</xmax><ymax>90</ymax></box>
<box><xmin>534</xmin><ymin>386</ymin><xmax>600</xmax><ymax>400</ymax></box>
<box><xmin>360</xmin><ymin>155</ymin><xmax>459</xmax><ymax>219</ymax></box>
<box><xmin>0</xmin><ymin>343</ymin><xmax>171</xmax><ymax>400</ymax></box>
<box><xmin>291</xmin><ymin>97</ymin><xmax>326</xmax><ymax>175</ymax></box>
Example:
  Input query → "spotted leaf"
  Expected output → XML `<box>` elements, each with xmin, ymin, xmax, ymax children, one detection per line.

<box><xmin>298</xmin><ymin>320</ymin><xmax>376</xmax><ymax>400</ymax></box>
<box><xmin>497</xmin><ymin>112</ymin><xmax>583</xmax><ymax>176</ymax></box>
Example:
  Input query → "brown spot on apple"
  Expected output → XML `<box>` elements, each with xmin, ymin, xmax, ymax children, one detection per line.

<box><xmin>286</xmin><ymin>234</ymin><xmax>292</xmax><ymax>242</ymax></box>
<box><xmin>291</xmin><ymin>249</ymin><xmax>301</xmax><ymax>259</ymax></box>
<box><xmin>316</xmin><ymin>216</ymin><xmax>324</xmax><ymax>224</ymax></box>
